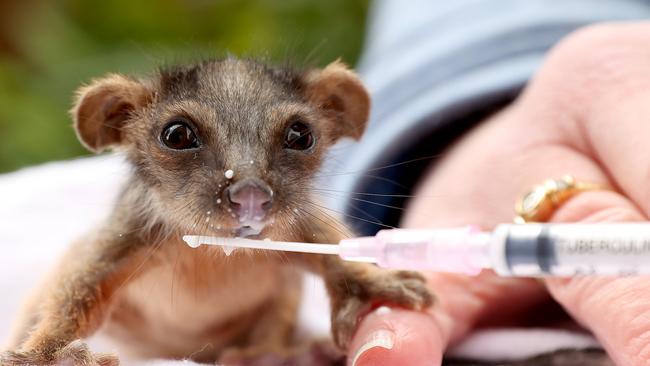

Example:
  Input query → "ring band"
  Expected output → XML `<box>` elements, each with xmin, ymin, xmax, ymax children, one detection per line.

<box><xmin>514</xmin><ymin>175</ymin><xmax>610</xmax><ymax>223</ymax></box>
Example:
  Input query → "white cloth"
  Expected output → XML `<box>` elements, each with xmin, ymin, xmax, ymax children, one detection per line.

<box><xmin>0</xmin><ymin>156</ymin><xmax>600</xmax><ymax>364</ymax></box>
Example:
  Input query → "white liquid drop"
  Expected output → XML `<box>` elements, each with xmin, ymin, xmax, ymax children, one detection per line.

<box><xmin>223</xmin><ymin>245</ymin><xmax>236</xmax><ymax>256</ymax></box>
<box><xmin>216</xmin><ymin>198</ymin><xmax>222</xmax><ymax>204</ymax></box>
<box><xmin>182</xmin><ymin>235</ymin><xmax>201</xmax><ymax>248</ymax></box>
<box><xmin>224</xmin><ymin>169</ymin><xmax>234</xmax><ymax>179</ymax></box>
<box><xmin>375</xmin><ymin>306</ymin><xmax>392</xmax><ymax>316</ymax></box>
<box><xmin>293</xmin><ymin>208</ymin><xmax>299</xmax><ymax>214</ymax></box>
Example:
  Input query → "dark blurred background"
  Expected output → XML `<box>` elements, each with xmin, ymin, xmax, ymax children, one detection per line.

<box><xmin>0</xmin><ymin>0</ymin><xmax>369</xmax><ymax>173</ymax></box>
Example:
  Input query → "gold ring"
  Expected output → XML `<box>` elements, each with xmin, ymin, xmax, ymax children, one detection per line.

<box><xmin>514</xmin><ymin>175</ymin><xmax>610</xmax><ymax>223</ymax></box>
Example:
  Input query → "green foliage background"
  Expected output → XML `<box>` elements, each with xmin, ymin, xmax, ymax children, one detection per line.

<box><xmin>0</xmin><ymin>0</ymin><xmax>369</xmax><ymax>173</ymax></box>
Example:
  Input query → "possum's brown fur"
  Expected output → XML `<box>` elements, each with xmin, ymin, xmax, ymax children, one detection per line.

<box><xmin>1</xmin><ymin>58</ymin><xmax>432</xmax><ymax>366</ymax></box>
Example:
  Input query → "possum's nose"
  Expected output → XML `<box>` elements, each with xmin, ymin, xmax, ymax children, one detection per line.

<box><xmin>226</xmin><ymin>179</ymin><xmax>273</xmax><ymax>222</ymax></box>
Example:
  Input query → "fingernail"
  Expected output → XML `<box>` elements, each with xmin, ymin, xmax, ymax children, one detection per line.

<box><xmin>351</xmin><ymin>329</ymin><xmax>396</xmax><ymax>366</ymax></box>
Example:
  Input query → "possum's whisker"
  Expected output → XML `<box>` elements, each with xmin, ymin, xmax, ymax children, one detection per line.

<box><xmin>314</xmin><ymin>191</ymin><xmax>411</xmax><ymax>214</ymax></box>
<box><xmin>307</xmin><ymin>207</ymin><xmax>351</xmax><ymax>239</ymax></box>
<box><xmin>343</xmin><ymin>200</ymin><xmax>392</xmax><ymax>228</ymax></box>
<box><xmin>299</xmin><ymin>204</ymin><xmax>351</xmax><ymax>239</ymax></box>
<box><xmin>302</xmin><ymin>208</ymin><xmax>344</xmax><ymax>240</ymax></box>
<box><xmin>302</xmin><ymin>200</ymin><xmax>396</xmax><ymax>229</ymax></box>
<box><xmin>312</xmin><ymin>203</ymin><xmax>395</xmax><ymax>229</ymax></box>
<box><xmin>301</xmin><ymin>37</ymin><xmax>329</xmax><ymax>67</ymax></box>
<box><xmin>315</xmin><ymin>154</ymin><xmax>444</xmax><ymax>177</ymax></box>
<box><xmin>313</xmin><ymin>191</ymin><xmax>438</xmax><ymax>222</ymax></box>
<box><xmin>308</xmin><ymin>188</ymin><xmax>432</xmax><ymax>199</ymax></box>
<box><xmin>329</xmin><ymin>173</ymin><xmax>410</xmax><ymax>190</ymax></box>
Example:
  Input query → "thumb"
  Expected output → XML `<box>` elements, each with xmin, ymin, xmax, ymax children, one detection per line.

<box><xmin>348</xmin><ymin>307</ymin><xmax>447</xmax><ymax>366</ymax></box>
<box><xmin>545</xmin><ymin>190</ymin><xmax>650</xmax><ymax>365</ymax></box>
<box><xmin>348</xmin><ymin>272</ymin><xmax>547</xmax><ymax>366</ymax></box>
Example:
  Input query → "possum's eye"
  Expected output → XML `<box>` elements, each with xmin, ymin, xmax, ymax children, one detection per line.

<box><xmin>284</xmin><ymin>121</ymin><xmax>314</xmax><ymax>151</ymax></box>
<box><xmin>161</xmin><ymin>121</ymin><xmax>200</xmax><ymax>150</ymax></box>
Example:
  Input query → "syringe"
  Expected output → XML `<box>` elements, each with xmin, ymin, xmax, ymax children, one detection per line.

<box><xmin>183</xmin><ymin>223</ymin><xmax>650</xmax><ymax>276</ymax></box>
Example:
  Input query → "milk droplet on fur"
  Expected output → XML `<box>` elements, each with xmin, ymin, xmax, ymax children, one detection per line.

<box><xmin>224</xmin><ymin>169</ymin><xmax>234</xmax><ymax>179</ymax></box>
<box><xmin>216</xmin><ymin>198</ymin><xmax>222</xmax><ymax>204</ymax></box>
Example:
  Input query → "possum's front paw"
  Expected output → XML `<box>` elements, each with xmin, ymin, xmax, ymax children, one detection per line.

<box><xmin>330</xmin><ymin>270</ymin><xmax>434</xmax><ymax>349</ymax></box>
<box><xmin>0</xmin><ymin>340</ymin><xmax>119</xmax><ymax>366</ymax></box>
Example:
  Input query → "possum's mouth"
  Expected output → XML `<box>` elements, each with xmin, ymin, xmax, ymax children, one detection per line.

<box><xmin>234</xmin><ymin>220</ymin><xmax>266</xmax><ymax>238</ymax></box>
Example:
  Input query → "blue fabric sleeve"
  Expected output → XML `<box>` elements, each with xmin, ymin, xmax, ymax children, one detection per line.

<box><xmin>327</xmin><ymin>0</ymin><xmax>650</xmax><ymax>235</ymax></box>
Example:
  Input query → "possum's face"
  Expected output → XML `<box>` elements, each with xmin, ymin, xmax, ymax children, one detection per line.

<box><xmin>71</xmin><ymin>59</ymin><xmax>369</xmax><ymax>238</ymax></box>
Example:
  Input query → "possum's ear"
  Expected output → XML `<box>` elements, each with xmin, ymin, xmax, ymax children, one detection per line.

<box><xmin>304</xmin><ymin>60</ymin><xmax>370</xmax><ymax>140</ymax></box>
<box><xmin>72</xmin><ymin>74</ymin><xmax>152</xmax><ymax>153</ymax></box>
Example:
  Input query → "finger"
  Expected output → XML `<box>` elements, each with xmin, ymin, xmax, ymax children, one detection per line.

<box><xmin>547</xmin><ymin>275</ymin><xmax>650</xmax><ymax>366</ymax></box>
<box><xmin>520</xmin><ymin>23</ymin><xmax>650</xmax><ymax>362</ymax></box>
<box><xmin>542</xmin><ymin>189</ymin><xmax>650</xmax><ymax>365</ymax></box>
<box><xmin>348</xmin><ymin>307</ymin><xmax>444</xmax><ymax>366</ymax></box>
<box><xmin>523</xmin><ymin>22</ymin><xmax>650</xmax><ymax>218</ymax></box>
<box><xmin>348</xmin><ymin>272</ymin><xmax>548</xmax><ymax>366</ymax></box>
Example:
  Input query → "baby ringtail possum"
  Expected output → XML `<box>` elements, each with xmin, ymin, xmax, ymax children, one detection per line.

<box><xmin>1</xmin><ymin>58</ymin><xmax>432</xmax><ymax>365</ymax></box>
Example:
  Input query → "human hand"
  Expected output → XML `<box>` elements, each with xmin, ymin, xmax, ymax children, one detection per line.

<box><xmin>348</xmin><ymin>22</ymin><xmax>650</xmax><ymax>366</ymax></box>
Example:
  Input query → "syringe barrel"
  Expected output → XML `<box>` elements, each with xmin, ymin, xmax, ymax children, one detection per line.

<box><xmin>492</xmin><ymin>223</ymin><xmax>650</xmax><ymax>276</ymax></box>
<box><xmin>339</xmin><ymin>227</ymin><xmax>490</xmax><ymax>274</ymax></box>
